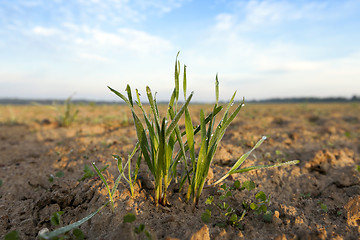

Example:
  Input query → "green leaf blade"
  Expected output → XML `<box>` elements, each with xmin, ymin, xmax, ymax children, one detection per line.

<box><xmin>123</xmin><ymin>213</ymin><xmax>136</xmax><ymax>223</ymax></box>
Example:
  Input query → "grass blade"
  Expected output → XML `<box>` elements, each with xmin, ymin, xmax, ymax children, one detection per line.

<box><xmin>174</xmin><ymin>51</ymin><xmax>180</xmax><ymax>109</ymax></box>
<box><xmin>190</xmin><ymin>106</ymin><xmax>223</xmax><ymax>137</ymax></box>
<box><xmin>229</xmin><ymin>136</ymin><xmax>267</xmax><ymax>174</ymax></box>
<box><xmin>183</xmin><ymin>65</ymin><xmax>187</xmax><ymax>100</ymax></box>
<box><xmin>166</xmin><ymin>91</ymin><xmax>193</xmax><ymax>138</ymax></box>
<box><xmin>132</xmin><ymin>112</ymin><xmax>154</xmax><ymax>174</ymax></box>
<box><xmin>232</xmin><ymin>160</ymin><xmax>300</xmax><ymax>174</ymax></box>
<box><xmin>146</xmin><ymin>86</ymin><xmax>160</xmax><ymax>124</ymax></box>
<box><xmin>215</xmin><ymin>74</ymin><xmax>219</xmax><ymax>105</ymax></box>
<box><xmin>112</xmin><ymin>174</ymin><xmax>123</xmax><ymax>197</ymax></box>
<box><xmin>213</xmin><ymin>136</ymin><xmax>267</xmax><ymax>186</ymax></box>
<box><xmin>125</xmin><ymin>84</ymin><xmax>134</xmax><ymax>107</ymax></box>
<box><xmin>185</xmin><ymin>108</ymin><xmax>195</xmax><ymax>164</ymax></box>
<box><xmin>108</xmin><ymin>86</ymin><xmax>133</xmax><ymax>109</ymax></box>
<box><xmin>39</xmin><ymin>202</ymin><xmax>109</xmax><ymax>240</ymax></box>
<box><xmin>92</xmin><ymin>162</ymin><xmax>114</xmax><ymax>210</ymax></box>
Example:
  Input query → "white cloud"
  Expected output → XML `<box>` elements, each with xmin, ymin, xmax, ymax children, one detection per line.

<box><xmin>215</xmin><ymin>14</ymin><xmax>234</xmax><ymax>30</ymax></box>
<box><xmin>71</xmin><ymin>27</ymin><xmax>173</xmax><ymax>55</ymax></box>
<box><xmin>32</xmin><ymin>26</ymin><xmax>60</xmax><ymax>36</ymax></box>
<box><xmin>78</xmin><ymin>53</ymin><xmax>110</xmax><ymax>62</ymax></box>
<box><xmin>221</xmin><ymin>0</ymin><xmax>329</xmax><ymax>32</ymax></box>
<box><xmin>117</xmin><ymin>28</ymin><xmax>172</xmax><ymax>52</ymax></box>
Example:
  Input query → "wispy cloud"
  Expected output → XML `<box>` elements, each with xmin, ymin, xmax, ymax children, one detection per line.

<box><xmin>214</xmin><ymin>0</ymin><xmax>330</xmax><ymax>33</ymax></box>
<box><xmin>78</xmin><ymin>52</ymin><xmax>110</xmax><ymax>62</ymax></box>
<box><xmin>78</xmin><ymin>28</ymin><xmax>173</xmax><ymax>53</ymax></box>
<box><xmin>1</xmin><ymin>0</ymin><xmax>189</xmax><ymax>29</ymax></box>
<box><xmin>1</xmin><ymin>0</ymin><xmax>177</xmax><ymax>59</ymax></box>
<box><xmin>32</xmin><ymin>26</ymin><xmax>60</xmax><ymax>36</ymax></box>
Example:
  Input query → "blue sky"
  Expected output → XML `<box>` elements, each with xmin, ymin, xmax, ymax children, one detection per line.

<box><xmin>1</xmin><ymin>0</ymin><xmax>359</xmax><ymax>102</ymax></box>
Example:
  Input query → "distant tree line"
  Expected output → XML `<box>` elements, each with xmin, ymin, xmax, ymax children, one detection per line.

<box><xmin>249</xmin><ymin>95</ymin><xmax>360</xmax><ymax>103</ymax></box>
<box><xmin>0</xmin><ymin>95</ymin><xmax>359</xmax><ymax>105</ymax></box>
<box><xmin>0</xmin><ymin>99</ymin><xmax>120</xmax><ymax>105</ymax></box>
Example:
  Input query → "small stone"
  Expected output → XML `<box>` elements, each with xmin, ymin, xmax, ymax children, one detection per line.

<box><xmin>345</xmin><ymin>195</ymin><xmax>360</xmax><ymax>226</ymax></box>
<box><xmin>274</xmin><ymin>210</ymin><xmax>280</xmax><ymax>218</ymax></box>
<box><xmin>316</xmin><ymin>226</ymin><xmax>327</xmax><ymax>240</ymax></box>
<box><xmin>190</xmin><ymin>225</ymin><xmax>210</xmax><ymax>240</ymax></box>
<box><xmin>41</xmin><ymin>119</ymin><xmax>51</xmax><ymax>125</ymax></box>
<box><xmin>206</xmin><ymin>167</ymin><xmax>214</xmax><ymax>183</ymax></box>
<box><xmin>274</xmin><ymin>234</ymin><xmax>287</xmax><ymax>240</ymax></box>
<box><xmin>273</xmin><ymin>210</ymin><xmax>282</xmax><ymax>225</ymax></box>
<box><xmin>237</xmin><ymin>230</ymin><xmax>244</xmax><ymax>238</ymax></box>
<box><xmin>219</xmin><ymin>228</ymin><xmax>227</xmax><ymax>237</ymax></box>
<box><xmin>283</xmin><ymin>138</ymin><xmax>292</xmax><ymax>145</ymax></box>
<box><xmin>295</xmin><ymin>216</ymin><xmax>304</xmax><ymax>224</ymax></box>
<box><xmin>38</xmin><ymin>228</ymin><xmax>49</xmax><ymax>238</ymax></box>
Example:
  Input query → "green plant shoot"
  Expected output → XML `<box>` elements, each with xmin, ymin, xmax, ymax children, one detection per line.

<box><xmin>58</xmin><ymin>96</ymin><xmax>79</xmax><ymax>127</ymax></box>
<box><xmin>108</xmin><ymin>53</ymin><xmax>195</xmax><ymax>206</ymax></box>
<box><xmin>213</xmin><ymin>137</ymin><xmax>300</xmax><ymax>186</ymax></box>
<box><xmin>92</xmin><ymin>162</ymin><xmax>122</xmax><ymax>211</ymax></box>
<box><xmin>112</xmin><ymin>142</ymin><xmax>141</xmax><ymax>197</ymax></box>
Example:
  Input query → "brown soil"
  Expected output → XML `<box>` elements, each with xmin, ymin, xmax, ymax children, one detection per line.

<box><xmin>0</xmin><ymin>103</ymin><xmax>359</xmax><ymax>240</ymax></box>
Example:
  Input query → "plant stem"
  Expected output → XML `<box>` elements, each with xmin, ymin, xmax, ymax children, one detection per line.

<box><xmin>162</xmin><ymin>175</ymin><xmax>168</xmax><ymax>205</ymax></box>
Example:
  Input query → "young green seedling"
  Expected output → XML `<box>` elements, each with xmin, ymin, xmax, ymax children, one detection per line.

<box><xmin>39</xmin><ymin>203</ymin><xmax>109</xmax><ymax>240</ymax></box>
<box><xmin>112</xmin><ymin>142</ymin><xmax>141</xmax><ymax>197</ymax></box>
<box><xmin>48</xmin><ymin>171</ymin><xmax>64</xmax><ymax>183</ymax></box>
<box><xmin>203</xmin><ymin>180</ymin><xmax>273</xmax><ymax>228</ymax></box>
<box><xmin>202</xmin><ymin>182</ymin><xmax>246</xmax><ymax>229</ymax></box>
<box><xmin>108</xmin><ymin>53</ymin><xmax>194</xmax><ymax>206</ymax></box>
<box><xmin>92</xmin><ymin>162</ymin><xmax>122</xmax><ymax>212</ymax></box>
<box><xmin>184</xmin><ymin>75</ymin><xmax>246</xmax><ymax>205</ymax></box>
<box><xmin>57</xmin><ymin>95</ymin><xmax>79</xmax><ymax>127</ymax></box>
<box><xmin>319</xmin><ymin>202</ymin><xmax>328</xmax><ymax>213</ymax></box>
<box><xmin>4</xmin><ymin>230</ymin><xmax>19</xmax><ymax>240</ymax></box>
<box><xmin>123</xmin><ymin>213</ymin><xmax>153</xmax><ymax>240</ymax></box>
<box><xmin>50</xmin><ymin>211</ymin><xmax>64</xmax><ymax>226</ymax></box>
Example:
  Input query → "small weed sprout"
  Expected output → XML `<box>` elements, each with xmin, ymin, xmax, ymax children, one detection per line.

<box><xmin>112</xmin><ymin>142</ymin><xmax>141</xmax><ymax>197</ymax></box>
<box><xmin>57</xmin><ymin>96</ymin><xmax>79</xmax><ymax>127</ymax></box>
<box><xmin>203</xmin><ymin>182</ymin><xmax>246</xmax><ymax>229</ymax></box>
<box><xmin>50</xmin><ymin>211</ymin><xmax>64</xmax><ymax>226</ymax></box>
<box><xmin>318</xmin><ymin>202</ymin><xmax>328</xmax><ymax>213</ymax></box>
<box><xmin>78</xmin><ymin>164</ymin><xmax>95</xmax><ymax>181</ymax></box>
<box><xmin>39</xmin><ymin>203</ymin><xmax>109</xmax><ymax>239</ymax></box>
<box><xmin>6</xmin><ymin>105</ymin><xmax>18</xmax><ymax>125</ymax></box>
<box><xmin>92</xmin><ymin>162</ymin><xmax>120</xmax><ymax>212</ymax></box>
<box><xmin>202</xmin><ymin>180</ymin><xmax>272</xmax><ymax>228</ymax></box>
<box><xmin>123</xmin><ymin>213</ymin><xmax>153</xmax><ymax>240</ymax></box>
<box><xmin>123</xmin><ymin>213</ymin><xmax>136</xmax><ymax>223</ymax></box>
<box><xmin>4</xmin><ymin>230</ymin><xmax>19</xmax><ymax>240</ymax></box>
<box><xmin>38</xmin><ymin>211</ymin><xmax>85</xmax><ymax>239</ymax></box>
<box><xmin>48</xmin><ymin>171</ymin><xmax>64</xmax><ymax>183</ymax></box>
